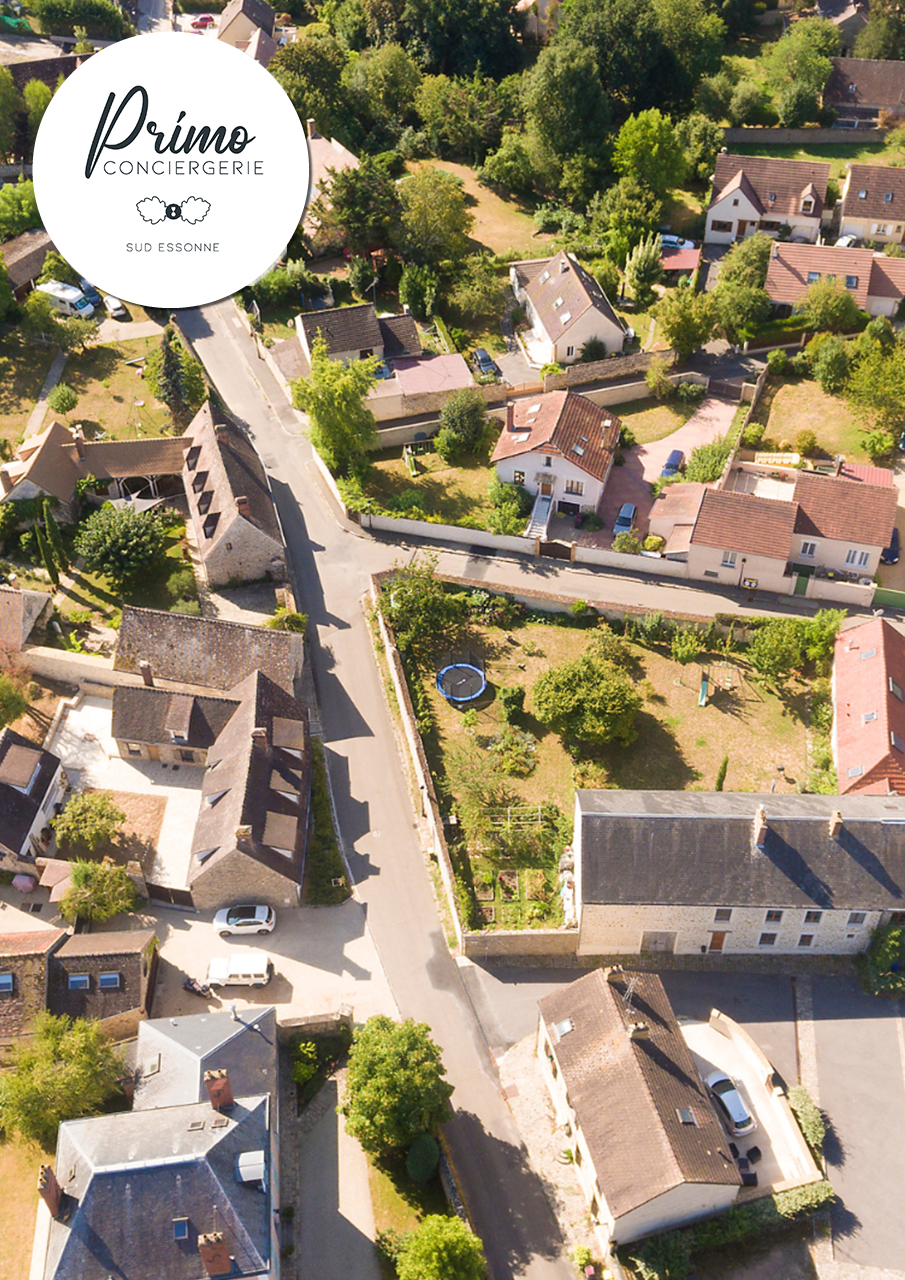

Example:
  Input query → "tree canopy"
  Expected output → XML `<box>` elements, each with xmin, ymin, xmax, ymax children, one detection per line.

<box><xmin>292</xmin><ymin>334</ymin><xmax>378</xmax><ymax>475</ymax></box>
<box><xmin>653</xmin><ymin>289</ymin><xmax>715</xmax><ymax>361</ymax></box>
<box><xmin>382</xmin><ymin>552</ymin><xmax>469</xmax><ymax>659</ymax></box>
<box><xmin>398</xmin><ymin>165</ymin><xmax>474</xmax><ymax>265</ymax></box>
<box><xmin>801</xmin><ymin>277</ymin><xmax>864</xmax><ymax>335</ymax></box>
<box><xmin>0</xmin><ymin>179</ymin><xmax>41</xmax><ymax>242</ymax></box>
<box><xmin>0</xmin><ymin>1012</ymin><xmax>125</xmax><ymax>1147</ymax></box>
<box><xmin>340</xmin><ymin>1015</ymin><xmax>454</xmax><ymax>1157</ymax></box>
<box><xmin>613</xmin><ymin>110</ymin><xmax>686</xmax><ymax>198</ymax></box>
<box><xmin>59</xmin><ymin>859</ymin><xmax>139</xmax><ymax>923</ymax></box>
<box><xmin>311</xmin><ymin>158</ymin><xmax>398</xmax><ymax>255</ymax></box>
<box><xmin>396</xmin><ymin>1216</ymin><xmax>486</xmax><ymax>1280</ymax></box>
<box><xmin>533</xmin><ymin>653</ymin><xmax>642</xmax><ymax>746</ymax></box>
<box><xmin>145</xmin><ymin>325</ymin><xmax>206</xmax><ymax>427</ymax></box>
<box><xmin>74</xmin><ymin>505</ymin><xmax>168</xmax><ymax>590</ymax></box>
<box><xmin>52</xmin><ymin>791</ymin><xmax>126</xmax><ymax>852</ymax></box>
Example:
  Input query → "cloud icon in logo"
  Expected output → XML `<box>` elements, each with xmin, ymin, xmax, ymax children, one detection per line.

<box><xmin>136</xmin><ymin>196</ymin><xmax>211</xmax><ymax>225</ymax></box>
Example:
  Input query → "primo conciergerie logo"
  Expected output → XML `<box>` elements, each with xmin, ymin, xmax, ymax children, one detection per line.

<box><xmin>33</xmin><ymin>33</ymin><xmax>310</xmax><ymax>309</ymax></box>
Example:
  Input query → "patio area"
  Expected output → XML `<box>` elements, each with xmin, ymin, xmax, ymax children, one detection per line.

<box><xmin>48</xmin><ymin>695</ymin><xmax>202</xmax><ymax>891</ymax></box>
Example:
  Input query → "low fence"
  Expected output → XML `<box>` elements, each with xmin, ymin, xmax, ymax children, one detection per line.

<box><xmin>806</xmin><ymin>575</ymin><xmax>875</xmax><ymax>608</ymax></box>
<box><xmin>724</xmin><ymin>126</ymin><xmax>889</xmax><ymax>144</ymax></box>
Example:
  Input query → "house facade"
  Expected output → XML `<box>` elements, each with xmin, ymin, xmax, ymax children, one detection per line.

<box><xmin>491</xmin><ymin>393</ymin><xmax>620</xmax><ymax>521</ymax></box>
<box><xmin>575</xmin><ymin>790</ymin><xmax>905</xmax><ymax>957</ymax></box>
<box><xmin>704</xmin><ymin>154</ymin><xmax>830</xmax><ymax>246</ymax></box>
<box><xmin>764</xmin><ymin>240</ymin><xmax>905</xmax><ymax>318</ymax></box>
<box><xmin>537</xmin><ymin>968</ymin><xmax>741</xmax><ymax>1251</ymax></box>
<box><xmin>183</xmin><ymin>404</ymin><xmax>287</xmax><ymax>588</ymax></box>
<box><xmin>838</xmin><ymin>163</ymin><xmax>905</xmax><ymax>246</ymax></box>
<box><xmin>0</xmin><ymin>930</ymin><xmax>65</xmax><ymax>1045</ymax></box>
<box><xmin>833</xmin><ymin>617</ymin><xmax>905</xmax><ymax>794</ymax></box>
<box><xmin>47</xmin><ymin>930</ymin><xmax>158</xmax><ymax>1040</ymax></box>
<box><xmin>510</xmin><ymin>252</ymin><xmax>626</xmax><ymax>365</ymax></box>
<box><xmin>0</xmin><ymin>728</ymin><xmax>66</xmax><ymax>870</ymax></box>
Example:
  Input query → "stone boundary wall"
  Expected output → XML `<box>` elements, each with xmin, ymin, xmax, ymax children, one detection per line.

<box><xmin>724</xmin><ymin>126</ymin><xmax>889</xmax><ymax>144</ymax></box>
<box><xmin>360</xmin><ymin>511</ymin><xmax>536</xmax><ymax>557</ymax></box>
<box><xmin>276</xmin><ymin>1009</ymin><xmax>353</xmax><ymax>1041</ymax></box>
<box><xmin>545</xmin><ymin>349</ymin><xmax>676</xmax><ymax>392</ymax></box>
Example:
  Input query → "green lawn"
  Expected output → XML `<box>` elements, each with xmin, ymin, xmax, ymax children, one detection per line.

<box><xmin>411</xmin><ymin>158</ymin><xmax>554</xmax><ymax>259</ymax></box>
<box><xmin>0</xmin><ymin>334</ymin><xmax>58</xmax><ymax>451</ymax></box>
<box><xmin>735</xmin><ymin>139</ymin><xmax>897</xmax><ymax>182</ymax></box>
<box><xmin>367</xmin><ymin>1153</ymin><xmax>450</xmax><ymax>1279</ymax></box>
<box><xmin>745</xmin><ymin>376</ymin><xmax>876</xmax><ymax>462</ymax></box>
<box><xmin>0</xmin><ymin>1135</ymin><xmax>44</xmax><ymax>1280</ymax></box>
<box><xmin>612</xmin><ymin>397</ymin><xmax>696</xmax><ymax>444</ymax></box>
<box><xmin>65</xmin><ymin>336</ymin><xmax>170</xmax><ymax>440</ymax></box>
<box><xmin>365</xmin><ymin>445</ymin><xmax>498</xmax><ymax>527</ymax></box>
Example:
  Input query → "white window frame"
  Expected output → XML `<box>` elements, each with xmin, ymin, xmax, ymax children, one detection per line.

<box><xmin>721</xmin><ymin>550</ymin><xmax>737</xmax><ymax>568</ymax></box>
<box><xmin>800</xmin><ymin>541</ymin><xmax>817</xmax><ymax>558</ymax></box>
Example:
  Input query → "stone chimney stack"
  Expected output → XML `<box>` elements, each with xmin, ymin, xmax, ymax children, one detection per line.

<box><xmin>753</xmin><ymin>806</ymin><xmax>768</xmax><ymax>848</ymax></box>
<box><xmin>37</xmin><ymin>1165</ymin><xmax>62</xmax><ymax>1218</ymax></box>
<box><xmin>204</xmin><ymin>1068</ymin><xmax>234</xmax><ymax>1111</ymax></box>
<box><xmin>628</xmin><ymin>1021</ymin><xmax>650</xmax><ymax>1041</ymax></box>
<box><xmin>604</xmin><ymin>965</ymin><xmax>624</xmax><ymax>984</ymax></box>
<box><xmin>251</xmin><ymin>727</ymin><xmax>267</xmax><ymax>744</ymax></box>
<box><xmin>214</xmin><ymin>424</ymin><xmax>229</xmax><ymax>448</ymax></box>
<box><xmin>73</xmin><ymin>426</ymin><xmax>86</xmax><ymax>461</ymax></box>
<box><xmin>139</xmin><ymin>660</ymin><xmax>154</xmax><ymax>688</ymax></box>
<box><xmin>306</xmin><ymin>118</ymin><xmax>319</xmax><ymax>138</ymax></box>
<box><xmin>506</xmin><ymin>402</ymin><xmax>515</xmax><ymax>432</ymax></box>
<box><xmin>829</xmin><ymin>810</ymin><xmax>843</xmax><ymax>839</ymax></box>
<box><xmin>235</xmin><ymin>495</ymin><xmax>250</xmax><ymax>517</ymax></box>
<box><xmin>198</xmin><ymin>1233</ymin><xmax>233</xmax><ymax>1277</ymax></box>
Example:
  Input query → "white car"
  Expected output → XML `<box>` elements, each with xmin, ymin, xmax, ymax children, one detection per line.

<box><xmin>705</xmin><ymin>1070</ymin><xmax>757</xmax><ymax>1137</ymax></box>
<box><xmin>104</xmin><ymin>296</ymin><xmax>128</xmax><ymax>319</ymax></box>
<box><xmin>835</xmin><ymin>234</ymin><xmax>859</xmax><ymax>248</ymax></box>
<box><xmin>660</xmin><ymin>234</ymin><xmax>695</xmax><ymax>249</ymax></box>
<box><xmin>213</xmin><ymin>904</ymin><xmax>276</xmax><ymax>938</ymax></box>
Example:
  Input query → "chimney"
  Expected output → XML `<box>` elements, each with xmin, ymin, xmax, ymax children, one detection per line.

<box><xmin>628</xmin><ymin>1021</ymin><xmax>650</xmax><ymax>1041</ymax></box>
<box><xmin>37</xmin><ymin>1165</ymin><xmax>62</xmax><ymax>1218</ymax></box>
<box><xmin>560</xmin><ymin>257</ymin><xmax>569</xmax><ymax>273</ymax></box>
<box><xmin>235</xmin><ymin>824</ymin><xmax>252</xmax><ymax>840</ymax></box>
<box><xmin>251</xmin><ymin>726</ymin><xmax>267</xmax><ymax>743</ymax></box>
<box><xmin>215</xmin><ymin>423</ymin><xmax>229</xmax><ymax>448</ymax></box>
<box><xmin>604</xmin><ymin>965</ymin><xmax>624</xmax><ymax>984</ymax></box>
<box><xmin>198</xmin><ymin>1233</ymin><xmax>233</xmax><ymax>1278</ymax></box>
<box><xmin>235</xmin><ymin>495</ymin><xmax>250</xmax><ymax>517</ymax></box>
<box><xmin>753</xmin><ymin>806</ymin><xmax>768</xmax><ymax>848</ymax></box>
<box><xmin>73</xmin><ymin>426</ymin><xmax>85</xmax><ymax>461</ymax></box>
<box><xmin>506</xmin><ymin>402</ymin><xmax>515</xmax><ymax>432</ymax></box>
<box><xmin>834</xmin><ymin>454</ymin><xmax>844</xmax><ymax>477</ymax></box>
<box><xmin>829</xmin><ymin>810</ymin><xmax>843</xmax><ymax>839</ymax></box>
<box><xmin>139</xmin><ymin>660</ymin><xmax>154</xmax><ymax>688</ymax></box>
<box><xmin>306</xmin><ymin>118</ymin><xmax>319</xmax><ymax>139</ymax></box>
<box><xmin>771</xmin><ymin>242</ymin><xmax>779</xmax><ymax>259</ymax></box>
<box><xmin>204</xmin><ymin>1068</ymin><xmax>234</xmax><ymax>1111</ymax></box>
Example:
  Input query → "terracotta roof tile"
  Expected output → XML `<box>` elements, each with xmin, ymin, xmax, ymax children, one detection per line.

<box><xmin>765</xmin><ymin>242</ymin><xmax>874</xmax><ymax>309</ymax></box>
<box><xmin>491</xmin><ymin>391</ymin><xmax>620</xmax><ymax>484</ymax></box>
<box><xmin>842</xmin><ymin>162</ymin><xmax>905</xmax><ymax>223</ymax></box>
<box><xmin>711</xmin><ymin>154</ymin><xmax>830</xmax><ymax>222</ymax></box>
<box><xmin>691</xmin><ymin>489</ymin><xmax>797</xmax><ymax>560</ymax></box>
<box><xmin>793</xmin><ymin>470</ymin><xmax>896</xmax><ymax>547</ymax></box>
<box><xmin>834</xmin><ymin>618</ymin><xmax>905</xmax><ymax>794</ymax></box>
<box><xmin>512</xmin><ymin>251</ymin><xmax>624</xmax><ymax>341</ymax></box>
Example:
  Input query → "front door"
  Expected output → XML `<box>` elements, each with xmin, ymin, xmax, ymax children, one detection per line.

<box><xmin>541</xmin><ymin>482</ymin><xmax>552</xmax><ymax>496</ymax></box>
<box><xmin>709</xmin><ymin>931</ymin><xmax>726</xmax><ymax>952</ymax></box>
<box><xmin>736</xmin><ymin>221</ymin><xmax>747</xmax><ymax>238</ymax></box>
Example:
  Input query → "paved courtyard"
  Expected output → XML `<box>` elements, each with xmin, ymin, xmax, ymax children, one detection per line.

<box><xmin>49</xmin><ymin>695</ymin><xmax>201</xmax><ymax>888</ymax></box>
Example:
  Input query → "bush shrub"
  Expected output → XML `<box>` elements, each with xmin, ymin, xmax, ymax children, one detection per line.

<box><xmin>860</xmin><ymin>924</ymin><xmax>905</xmax><ymax>995</ymax></box>
<box><xmin>788</xmin><ymin>1085</ymin><xmax>826</xmax><ymax>1155</ymax></box>
<box><xmin>767</xmin><ymin>348</ymin><xmax>788</xmax><ymax>374</ymax></box>
<box><xmin>715</xmin><ymin>754</ymin><xmax>729</xmax><ymax>790</ymax></box>
<box><xmin>795</xmin><ymin>429</ymin><xmax>818</xmax><ymax>457</ymax></box>
<box><xmin>490</xmin><ymin>725</ymin><xmax>536</xmax><ymax>776</ymax></box>
<box><xmin>498</xmin><ymin>685</ymin><xmax>525</xmax><ymax>722</ymax></box>
<box><xmin>742</xmin><ymin>421</ymin><xmax>765</xmax><ymax>448</ymax></box>
<box><xmin>676</xmin><ymin>381</ymin><xmax>705</xmax><ymax>408</ymax></box>
<box><xmin>406</xmin><ymin>1133</ymin><xmax>440</xmax><ymax>1183</ymax></box>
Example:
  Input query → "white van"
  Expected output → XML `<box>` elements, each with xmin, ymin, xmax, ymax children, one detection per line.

<box><xmin>206</xmin><ymin>951</ymin><xmax>273</xmax><ymax>988</ymax></box>
<box><xmin>37</xmin><ymin>280</ymin><xmax>95</xmax><ymax>318</ymax></box>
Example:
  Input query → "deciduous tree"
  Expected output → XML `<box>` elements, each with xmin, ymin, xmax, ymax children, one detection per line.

<box><xmin>623</xmin><ymin>233</ymin><xmax>663</xmax><ymax>307</ymax></box>
<box><xmin>400</xmin><ymin>0</ymin><xmax>520</xmax><ymax>79</ymax></box>
<box><xmin>74</xmin><ymin>505</ymin><xmax>168</xmax><ymax>589</ymax></box>
<box><xmin>382</xmin><ymin>551</ymin><xmax>469</xmax><ymax>659</ymax></box>
<box><xmin>653</xmin><ymin>288</ymin><xmax>716</xmax><ymax>361</ymax></box>
<box><xmin>0</xmin><ymin>178</ymin><xmax>40</xmax><ymax>242</ymax></box>
<box><xmin>397</xmin><ymin>165</ymin><xmax>473</xmax><ymax>266</ymax></box>
<box><xmin>588</xmin><ymin>176</ymin><xmax>662</xmax><ymax>269</ymax></box>
<box><xmin>310</xmin><ymin>157</ymin><xmax>398</xmax><ymax>255</ymax></box>
<box><xmin>269</xmin><ymin>34</ymin><xmax>356</xmax><ymax>147</ymax></box>
<box><xmin>613</xmin><ymin>110</ymin><xmax>687</xmax><ymax>198</ymax></box>
<box><xmin>524</xmin><ymin>41</ymin><xmax>608</xmax><ymax>167</ymax></box>
<box><xmin>52</xmin><ymin>791</ymin><xmax>126</xmax><ymax>852</ymax></box>
<box><xmin>748</xmin><ymin>618</ymin><xmax>803</xmax><ymax>684</ymax></box>
<box><xmin>801</xmin><ymin>277</ymin><xmax>863</xmax><ymax>334</ymax></box>
<box><xmin>533</xmin><ymin>654</ymin><xmax>642</xmax><ymax>745</ymax></box>
<box><xmin>0</xmin><ymin>1012</ymin><xmax>125</xmax><ymax>1147</ymax></box>
<box><xmin>292</xmin><ymin>334</ymin><xmax>378</xmax><ymax>475</ymax></box>
<box><xmin>22</xmin><ymin>79</ymin><xmax>52</xmax><ymax>159</ymax></box>
<box><xmin>396</xmin><ymin>1216</ymin><xmax>486</xmax><ymax>1280</ymax></box>
<box><xmin>847</xmin><ymin>341</ymin><xmax>905</xmax><ymax>434</ymax></box>
<box><xmin>0</xmin><ymin>66</ymin><xmax>19</xmax><ymax>163</ymax></box>
<box><xmin>59</xmin><ymin>859</ymin><xmax>139</xmax><ymax>923</ymax></box>
<box><xmin>450</xmin><ymin>253</ymin><xmax>507</xmax><ymax>318</ymax></box>
<box><xmin>38</xmin><ymin>250</ymin><xmax>80</xmax><ymax>287</ymax></box>
<box><xmin>340</xmin><ymin>1015</ymin><xmax>454</xmax><ymax>1157</ymax></box>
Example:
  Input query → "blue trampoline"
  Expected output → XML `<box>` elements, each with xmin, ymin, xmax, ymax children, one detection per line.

<box><xmin>437</xmin><ymin>661</ymin><xmax>486</xmax><ymax>704</ymax></box>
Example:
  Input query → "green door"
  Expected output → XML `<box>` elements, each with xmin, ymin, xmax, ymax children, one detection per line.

<box><xmin>794</xmin><ymin>573</ymin><xmax>809</xmax><ymax>596</ymax></box>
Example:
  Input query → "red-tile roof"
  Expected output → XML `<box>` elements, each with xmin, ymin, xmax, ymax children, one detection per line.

<box><xmin>842</xmin><ymin>162</ymin><xmax>905</xmax><ymax>226</ymax></box>
<box><xmin>840</xmin><ymin>463</ymin><xmax>895</xmax><ymax>487</ymax></box>
<box><xmin>711</xmin><ymin>154</ymin><xmax>830</xmax><ymax>223</ymax></box>
<box><xmin>834</xmin><ymin>619</ymin><xmax>905</xmax><ymax>794</ymax></box>
<box><xmin>765</xmin><ymin>242</ymin><xmax>874</xmax><ymax>309</ymax></box>
<box><xmin>691</xmin><ymin>489</ymin><xmax>797</xmax><ymax>560</ymax></box>
<box><xmin>660</xmin><ymin>247</ymin><xmax>701</xmax><ymax>274</ymax></box>
<box><xmin>793</xmin><ymin>470</ymin><xmax>897</xmax><ymax>548</ymax></box>
<box><xmin>491</xmin><ymin>392</ymin><xmax>621</xmax><ymax>484</ymax></box>
<box><xmin>0</xmin><ymin>929</ymin><xmax>65</xmax><ymax>958</ymax></box>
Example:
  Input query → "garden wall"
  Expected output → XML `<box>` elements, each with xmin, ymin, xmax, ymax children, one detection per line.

<box><xmin>462</xmin><ymin>929</ymin><xmax>578</xmax><ymax>959</ymax></box>
<box><xmin>309</xmin><ymin>446</ymin><xmax>349</xmax><ymax>520</ymax></box>
<box><xmin>359</xmin><ymin>512</ymin><xmax>537</xmax><ymax>556</ymax></box>
<box><xmin>545</xmin><ymin>349</ymin><xmax>677</xmax><ymax>392</ymax></box>
<box><xmin>806</xmin><ymin>575</ymin><xmax>875</xmax><ymax>607</ymax></box>
<box><xmin>573</xmin><ymin>545</ymin><xmax>688</xmax><ymax>577</ymax></box>
<box><xmin>723</xmin><ymin>126</ymin><xmax>888</xmax><ymax>144</ymax></box>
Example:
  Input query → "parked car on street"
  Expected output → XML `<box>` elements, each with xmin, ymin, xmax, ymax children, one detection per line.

<box><xmin>613</xmin><ymin>503</ymin><xmax>636</xmax><ymax>534</ymax></box>
<box><xmin>882</xmin><ymin>526</ymin><xmax>900</xmax><ymax>565</ymax></box>
<box><xmin>705</xmin><ymin>1070</ymin><xmax>756</xmax><ymax>1137</ymax></box>
<box><xmin>473</xmin><ymin>347</ymin><xmax>500</xmax><ymax>378</ymax></box>
<box><xmin>191</xmin><ymin>13</ymin><xmax>215</xmax><ymax>26</ymax></box>
<box><xmin>661</xmin><ymin>449</ymin><xmax>685</xmax><ymax>478</ymax></box>
<box><xmin>104</xmin><ymin>296</ymin><xmax>128</xmax><ymax>319</ymax></box>
<box><xmin>213</xmin><ymin>904</ymin><xmax>276</xmax><ymax>938</ymax></box>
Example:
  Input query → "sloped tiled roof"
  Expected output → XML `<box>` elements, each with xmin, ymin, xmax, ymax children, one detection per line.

<box><xmin>538</xmin><ymin>970</ymin><xmax>740</xmax><ymax>1220</ymax></box>
<box><xmin>513</xmin><ymin>251</ymin><xmax>625</xmax><ymax>342</ymax></box>
<box><xmin>0</xmin><ymin>228</ymin><xmax>54</xmax><ymax>290</ymax></box>
<box><xmin>0</xmin><ymin>727</ymin><xmax>61</xmax><ymax>859</ymax></box>
<box><xmin>0</xmin><ymin>930</ymin><xmax>64</xmax><ymax>958</ymax></box>
<box><xmin>649</xmin><ymin>482</ymin><xmax>706</xmax><ymax>526</ymax></box>
<box><xmin>133</xmin><ymin>1006</ymin><xmax>277</xmax><ymax>1110</ymax></box>
<box><xmin>299</xmin><ymin>302</ymin><xmax>382</xmax><ymax>357</ymax></box>
<box><xmin>793</xmin><ymin>469</ymin><xmax>896</xmax><ymax>548</ymax></box>
<box><xmin>219</xmin><ymin>0</ymin><xmax>274</xmax><ymax>36</ymax></box>
<box><xmin>834</xmin><ymin>618</ymin><xmax>905</xmax><ymax>794</ymax></box>
<box><xmin>304</xmin><ymin>129</ymin><xmax>359</xmax><ymax>235</ymax></box>
<box><xmin>691</xmin><ymin>489</ymin><xmax>797</xmax><ymax>561</ymax></box>
<box><xmin>60</xmin><ymin>436</ymin><xmax>190</xmax><ymax>480</ymax></box>
<box><xmin>765</xmin><ymin>242</ymin><xmax>875</xmax><ymax>309</ymax></box>
<box><xmin>842</xmin><ymin>162</ymin><xmax>905</xmax><ymax>223</ymax></box>
<box><xmin>0</xmin><ymin>420</ymin><xmax>81</xmax><ymax>503</ymax></box>
<box><xmin>115</xmin><ymin>607</ymin><xmax>305</xmax><ymax>694</ymax></box>
<box><xmin>577</xmin><ymin>789</ymin><xmax>905</xmax><ymax>909</ymax></box>
<box><xmin>825</xmin><ymin>57</ymin><xmax>905</xmax><ymax>110</ymax></box>
<box><xmin>491</xmin><ymin>391</ymin><xmax>621</xmax><ymax>484</ymax></box>
<box><xmin>112</xmin><ymin>685</ymin><xmax>241</xmax><ymax>749</ymax></box>
<box><xmin>378</xmin><ymin>313</ymin><xmax>422</xmax><ymax>359</ymax></box>
<box><xmin>711</xmin><ymin>154</ymin><xmax>830</xmax><ymax>222</ymax></box>
<box><xmin>0</xmin><ymin>584</ymin><xmax>52</xmax><ymax>653</ymax></box>
<box><xmin>48</xmin><ymin>930</ymin><xmax>156</xmax><ymax>1022</ymax></box>
<box><xmin>188</xmin><ymin>670</ymin><xmax>311</xmax><ymax>893</ymax></box>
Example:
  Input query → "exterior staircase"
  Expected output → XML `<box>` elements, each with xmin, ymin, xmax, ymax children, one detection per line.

<box><xmin>525</xmin><ymin>493</ymin><xmax>553</xmax><ymax>539</ymax></box>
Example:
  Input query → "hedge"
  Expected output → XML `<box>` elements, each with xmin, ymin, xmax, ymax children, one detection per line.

<box><xmin>859</xmin><ymin>924</ymin><xmax>905</xmax><ymax>995</ymax></box>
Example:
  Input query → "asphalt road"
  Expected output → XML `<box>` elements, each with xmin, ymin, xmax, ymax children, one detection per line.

<box><xmin>177</xmin><ymin>301</ymin><xmax>573</xmax><ymax>1278</ymax></box>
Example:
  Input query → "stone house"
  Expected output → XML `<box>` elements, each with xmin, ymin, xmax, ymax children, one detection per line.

<box><xmin>0</xmin><ymin>583</ymin><xmax>53</xmax><ymax>654</ymax></box>
<box><xmin>114</xmin><ymin>607</ymin><xmax>306</xmax><ymax>697</ymax></box>
<box><xmin>823</xmin><ymin>56</ymin><xmax>905</xmax><ymax>121</ymax></box>
<box><xmin>574</xmin><ymin>790</ymin><xmax>905</xmax><ymax>957</ymax></box>
<box><xmin>111</xmin><ymin>684</ymin><xmax>242</xmax><ymax>767</ymax></box>
<box><xmin>47</xmin><ymin>930</ymin><xmax>158</xmax><ymax>1040</ymax></box>
<box><xmin>833</xmin><ymin>617</ymin><xmax>905</xmax><ymax>795</ymax></box>
<box><xmin>0</xmin><ymin>930</ymin><xmax>66</xmax><ymax>1044</ymax></box>
<box><xmin>538</xmin><ymin>968</ymin><xmax>741</xmax><ymax>1251</ymax></box>
<box><xmin>815</xmin><ymin>1</ymin><xmax>868</xmax><ymax>57</ymax></box>
<box><xmin>0</xmin><ymin>229</ymin><xmax>55</xmax><ymax>301</ymax></box>
<box><xmin>704</xmin><ymin>154</ymin><xmax>830</xmax><ymax>246</ymax></box>
<box><xmin>509</xmin><ymin>251</ymin><xmax>627</xmax><ymax>366</ymax></box>
<box><xmin>296</xmin><ymin>302</ymin><xmax>421</xmax><ymax>367</ymax></box>
<box><xmin>183</xmin><ymin>404</ymin><xmax>287</xmax><ymax>588</ymax></box>
<box><xmin>491</xmin><ymin>393</ymin><xmax>621</xmax><ymax>533</ymax></box>
<box><xmin>35</xmin><ymin>1007</ymin><xmax>280</xmax><ymax>1280</ymax></box>
<box><xmin>764</xmin><ymin>240</ymin><xmax>905</xmax><ymax>318</ymax></box>
<box><xmin>0</xmin><ymin>727</ymin><xmax>67</xmax><ymax>870</ymax></box>
<box><xmin>838</xmin><ymin>163</ymin><xmax>905</xmax><ymax>247</ymax></box>
<box><xmin>188</xmin><ymin>669</ymin><xmax>312</xmax><ymax>911</ymax></box>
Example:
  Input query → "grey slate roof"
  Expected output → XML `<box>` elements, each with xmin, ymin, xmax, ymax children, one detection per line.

<box><xmin>189</xmin><ymin>670</ymin><xmax>311</xmax><ymax>893</ymax></box>
<box><xmin>0</xmin><ymin>727</ymin><xmax>61</xmax><ymax>859</ymax></box>
<box><xmin>0</xmin><ymin>228</ymin><xmax>54</xmax><ymax>290</ymax></box>
<box><xmin>538</xmin><ymin>970</ymin><xmax>740</xmax><ymax>1220</ymax></box>
<box><xmin>378</xmin><ymin>314</ymin><xmax>422</xmax><ymax>359</ymax></box>
<box><xmin>0</xmin><ymin>583</ymin><xmax>52</xmax><ymax>653</ymax></box>
<box><xmin>111</xmin><ymin>685</ymin><xmax>241</xmax><ymax>749</ymax></box>
<box><xmin>45</xmin><ymin>1096</ymin><xmax>272</xmax><ymax>1280</ymax></box>
<box><xmin>578</xmin><ymin>790</ymin><xmax>905</xmax><ymax>910</ymax></box>
<box><xmin>115</xmin><ymin>607</ymin><xmax>305</xmax><ymax>695</ymax></box>
<box><xmin>133</xmin><ymin>1006</ymin><xmax>277</xmax><ymax>1110</ymax></box>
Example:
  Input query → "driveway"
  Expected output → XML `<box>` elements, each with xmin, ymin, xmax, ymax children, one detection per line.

<box><xmin>598</xmin><ymin>396</ymin><xmax>739</xmax><ymax>538</ymax></box>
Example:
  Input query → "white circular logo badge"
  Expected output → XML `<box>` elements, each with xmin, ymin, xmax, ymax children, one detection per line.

<box><xmin>33</xmin><ymin>33</ymin><xmax>310</xmax><ymax>308</ymax></box>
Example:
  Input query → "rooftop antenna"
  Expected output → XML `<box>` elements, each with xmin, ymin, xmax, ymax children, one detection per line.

<box><xmin>622</xmin><ymin>972</ymin><xmax>640</xmax><ymax>1014</ymax></box>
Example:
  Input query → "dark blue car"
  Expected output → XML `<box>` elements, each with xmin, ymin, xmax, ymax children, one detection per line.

<box><xmin>882</xmin><ymin>526</ymin><xmax>900</xmax><ymax>565</ymax></box>
<box><xmin>661</xmin><ymin>449</ymin><xmax>685</xmax><ymax>478</ymax></box>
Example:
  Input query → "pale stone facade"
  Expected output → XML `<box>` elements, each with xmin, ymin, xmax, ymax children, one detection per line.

<box><xmin>189</xmin><ymin>846</ymin><xmax>302</xmax><ymax>911</ymax></box>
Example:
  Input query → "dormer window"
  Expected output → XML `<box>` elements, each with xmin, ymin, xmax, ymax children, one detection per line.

<box><xmin>801</xmin><ymin>197</ymin><xmax>813</xmax><ymax>213</ymax></box>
